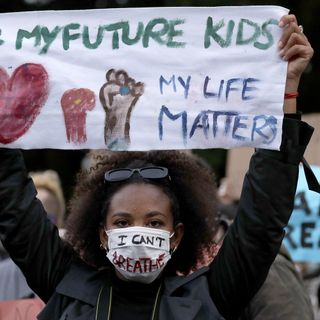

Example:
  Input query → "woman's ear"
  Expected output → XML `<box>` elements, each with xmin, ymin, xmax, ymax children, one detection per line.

<box><xmin>99</xmin><ymin>226</ymin><xmax>108</xmax><ymax>250</ymax></box>
<box><xmin>171</xmin><ymin>222</ymin><xmax>184</xmax><ymax>251</ymax></box>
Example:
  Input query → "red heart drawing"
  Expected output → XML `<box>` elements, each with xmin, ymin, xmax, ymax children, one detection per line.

<box><xmin>0</xmin><ymin>63</ymin><xmax>49</xmax><ymax>144</ymax></box>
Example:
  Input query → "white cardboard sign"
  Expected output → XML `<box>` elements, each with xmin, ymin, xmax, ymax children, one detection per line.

<box><xmin>0</xmin><ymin>6</ymin><xmax>288</xmax><ymax>150</ymax></box>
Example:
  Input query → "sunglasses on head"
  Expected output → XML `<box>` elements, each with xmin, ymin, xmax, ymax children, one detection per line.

<box><xmin>104</xmin><ymin>166</ymin><xmax>170</xmax><ymax>182</ymax></box>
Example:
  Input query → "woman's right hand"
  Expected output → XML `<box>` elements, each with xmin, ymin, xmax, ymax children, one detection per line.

<box><xmin>278</xmin><ymin>14</ymin><xmax>314</xmax><ymax>93</ymax></box>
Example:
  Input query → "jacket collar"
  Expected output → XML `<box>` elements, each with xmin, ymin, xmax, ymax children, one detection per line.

<box><xmin>55</xmin><ymin>262</ymin><xmax>210</xmax><ymax>306</ymax></box>
<box><xmin>56</xmin><ymin>262</ymin><xmax>104</xmax><ymax>306</ymax></box>
<box><xmin>163</xmin><ymin>266</ymin><xmax>210</xmax><ymax>295</ymax></box>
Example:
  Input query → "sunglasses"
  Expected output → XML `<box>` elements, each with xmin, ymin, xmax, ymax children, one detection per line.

<box><xmin>104</xmin><ymin>166</ymin><xmax>170</xmax><ymax>182</ymax></box>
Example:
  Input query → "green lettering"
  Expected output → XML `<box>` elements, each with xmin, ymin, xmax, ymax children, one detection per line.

<box><xmin>121</xmin><ymin>21</ymin><xmax>144</xmax><ymax>46</ymax></box>
<box><xmin>40</xmin><ymin>26</ymin><xmax>62</xmax><ymax>54</ymax></box>
<box><xmin>63</xmin><ymin>23</ymin><xmax>81</xmax><ymax>50</ymax></box>
<box><xmin>0</xmin><ymin>29</ymin><xmax>4</xmax><ymax>46</ymax></box>
<box><xmin>143</xmin><ymin>18</ymin><xmax>169</xmax><ymax>48</ymax></box>
<box><xmin>16</xmin><ymin>25</ymin><xmax>41</xmax><ymax>50</ymax></box>
<box><xmin>105</xmin><ymin>22</ymin><xmax>124</xmax><ymax>49</ymax></box>
<box><xmin>236</xmin><ymin>19</ymin><xmax>260</xmax><ymax>45</ymax></box>
<box><xmin>82</xmin><ymin>25</ymin><xmax>105</xmax><ymax>49</ymax></box>
<box><xmin>204</xmin><ymin>18</ymin><xmax>235</xmax><ymax>49</ymax></box>
<box><xmin>254</xmin><ymin>19</ymin><xmax>278</xmax><ymax>50</ymax></box>
<box><xmin>167</xmin><ymin>19</ymin><xmax>186</xmax><ymax>48</ymax></box>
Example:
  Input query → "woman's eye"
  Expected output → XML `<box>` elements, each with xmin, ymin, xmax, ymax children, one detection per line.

<box><xmin>148</xmin><ymin>220</ymin><xmax>163</xmax><ymax>228</ymax></box>
<box><xmin>115</xmin><ymin>220</ymin><xmax>129</xmax><ymax>228</ymax></box>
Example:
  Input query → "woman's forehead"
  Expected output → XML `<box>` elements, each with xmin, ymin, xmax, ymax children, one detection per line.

<box><xmin>107</xmin><ymin>183</ymin><xmax>172</xmax><ymax>216</ymax></box>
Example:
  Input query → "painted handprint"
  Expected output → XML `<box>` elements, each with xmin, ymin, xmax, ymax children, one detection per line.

<box><xmin>61</xmin><ymin>88</ymin><xmax>96</xmax><ymax>144</ymax></box>
<box><xmin>99</xmin><ymin>69</ymin><xmax>144</xmax><ymax>150</ymax></box>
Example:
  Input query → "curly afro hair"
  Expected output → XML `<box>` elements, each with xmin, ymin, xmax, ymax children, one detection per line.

<box><xmin>65</xmin><ymin>150</ymin><xmax>220</xmax><ymax>274</ymax></box>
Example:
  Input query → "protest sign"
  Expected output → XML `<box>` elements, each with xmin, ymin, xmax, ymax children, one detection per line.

<box><xmin>225</xmin><ymin>113</ymin><xmax>320</xmax><ymax>200</ymax></box>
<box><xmin>283</xmin><ymin>165</ymin><xmax>320</xmax><ymax>262</ymax></box>
<box><xmin>225</xmin><ymin>114</ymin><xmax>320</xmax><ymax>262</ymax></box>
<box><xmin>0</xmin><ymin>6</ymin><xmax>288</xmax><ymax>150</ymax></box>
<box><xmin>302</xmin><ymin>113</ymin><xmax>320</xmax><ymax>166</ymax></box>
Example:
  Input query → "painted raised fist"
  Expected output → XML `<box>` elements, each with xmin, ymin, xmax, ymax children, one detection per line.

<box><xmin>99</xmin><ymin>69</ymin><xmax>144</xmax><ymax>150</ymax></box>
<box><xmin>61</xmin><ymin>88</ymin><xmax>96</xmax><ymax>144</ymax></box>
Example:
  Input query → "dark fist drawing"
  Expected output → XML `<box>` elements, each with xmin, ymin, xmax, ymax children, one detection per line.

<box><xmin>99</xmin><ymin>69</ymin><xmax>144</xmax><ymax>150</ymax></box>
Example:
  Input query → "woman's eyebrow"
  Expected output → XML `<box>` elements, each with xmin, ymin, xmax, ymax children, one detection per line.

<box><xmin>111</xmin><ymin>212</ymin><xmax>131</xmax><ymax>218</ymax></box>
<box><xmin>145</xmin><ymin>211</ymin><xmax>167</xmax><ymax>217</ymax></box>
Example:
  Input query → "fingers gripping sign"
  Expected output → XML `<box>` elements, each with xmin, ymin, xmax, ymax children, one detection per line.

<box><xmin>278</xmin><ymin>14</ymin><xmax>314</xmax><ymax>86</ymax></box>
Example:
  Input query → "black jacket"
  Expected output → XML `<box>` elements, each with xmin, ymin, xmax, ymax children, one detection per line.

<box><xmin>0</xmin><ymin>118</ymin><xmax>313</xmax><ymax>320</ymax></box>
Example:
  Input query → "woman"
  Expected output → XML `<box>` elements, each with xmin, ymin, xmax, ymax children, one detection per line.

<box><xmin>0</xmin><ymin>14</ymin><xmax>315</xmax><ymax>320</ymax></box>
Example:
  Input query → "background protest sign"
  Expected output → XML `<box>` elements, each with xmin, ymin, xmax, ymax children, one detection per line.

<box><xmin>225</xmin><ymin>115</ymin><xmax>320</xmax><ymax>262</ymax></box>
<box><xmin>0</xmin><ymin>6</ymin><xmax>288</xmax><ymax>150</ymax></box>
<box><xmin>283</xmin><ymin>165</ymin><xmax>320</xmax><ymax>262</ymax></box>
<box><xmin>225</xmin><ymin>113</ymin><xmax>320</xmax><ymax>200</ymax></box>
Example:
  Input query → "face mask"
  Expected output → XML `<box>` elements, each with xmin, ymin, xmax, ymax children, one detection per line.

<box><xmin>105</xmin><ymin>226</ymin><xmax>174</xmax><ymax>284</ymax></box>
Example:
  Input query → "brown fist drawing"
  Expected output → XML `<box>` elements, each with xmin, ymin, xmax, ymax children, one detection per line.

<box><xmin>61</xmin><ymin>88</ymin><xmax>96</xmax><ymax>144</ymax></box>
<box><xmin>99</xmin><ymin>69</ymin><xmax>144</xmax><ymax>150</ymax></box>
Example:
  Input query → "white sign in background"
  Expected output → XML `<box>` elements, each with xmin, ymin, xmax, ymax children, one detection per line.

<box><xmin>0</xmin><ymin>6</ymin><xmax>289</xmax><ymax>150</ymax></box>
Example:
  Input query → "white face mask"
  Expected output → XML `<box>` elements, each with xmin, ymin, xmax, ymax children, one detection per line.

<box><xmin>105</xmin><ymin>226</ymin><xmax>174</xmax><ymax>284</ymax></box>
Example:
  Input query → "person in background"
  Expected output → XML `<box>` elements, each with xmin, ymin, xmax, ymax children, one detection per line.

<box><xmin>239</xmin><ymin>243</ymin><xmax>314</xmax><ymax>320</ymax></box>
<box><xmin>202</xmin><ymin>184</ymin><xmax>315</xmax><ymax>320</ymax></box>
<box><xmin>0</xmin><ymin>169</ymin><xmax>66</xmax><ymax>301</ymax></box>
<box><xmin>297</xmin><ymin>264</ymin><xmax>320</xmax><ymax>320</ymax></box>
<box><xmin>191</xmin><ymin>198</ymin><xmax>315</xmax><ymax>319</ymax></box>
<box><xmin>30</xmin><ymin>170</ymin><xmax>66</xmax><ymax>235</ymax></box>
<box><xmin>220</xmin><ymin>202</ymin><xmax>314</xmax><ymax>320</ymax></box>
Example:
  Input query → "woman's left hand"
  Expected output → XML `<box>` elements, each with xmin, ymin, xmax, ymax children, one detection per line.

<box><xmin>278</xmin><ymin>14</ymin><xmax>314</xmax><ymax>93</ymax></box>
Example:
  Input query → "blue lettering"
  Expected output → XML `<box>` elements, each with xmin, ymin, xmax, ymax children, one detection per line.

<box><xmin>190</xmin><ymin>110</ymin><xmax>211</xmax><ymax>139</ymax></box>
<box><xmin>203</xmin><ymin>77</ymin><xmax>225</xmax><ymax>99</ymax></box>
<box><xmin>203</xmin><ymin>76</ymin><xmax>216</xmax><ymax>98</ymax></box>
<box><xmin>159</xmin><ymin>75</ymin><xmax>191</xmax><ymax>98</ymax></box>
<box><xmin>158</xmin><ymin>105</ymin><xmax>187</xmax><ymax>144</ymax></box>
<box><xmin>204</xmin><ymin>77</ymin><xmax>260</xmax><ymax>101</ymax></box>
<box><xmin>226</xmin><ymin>78</ymin><xmax>241</xmax><ymax>101</ymax></box>
<box><xmin>159</xmin><ymin>75</ymin><xmax>176</xmax><ymax>95</ymax></box>
<box><xmin>177</xmin><ymin>76</ymin><xmax>191</xmax><ymax>99</ymax></box>
<box><xmin>212</xmin><ymin>111</ymin><xmax>239</xmax><ymax>137</ymax></box>
<box><xmin>232</xmin><ymin>115</ymin><xmax>249</xmax><ymax>141</ymax></box>
<box><xmin>242</xmin><ymin>78</ymin><xmax>259</xmax><ymax>100</ymax></box>
<box><xmin>158</xmin><ymin>106</ymin><xmax>278</xmax><ymax>146</ymax></box>
<box><xmin>251</xmin><ymin>115</ymin><xmax>277</xmax><ymax>144</ymax></box>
